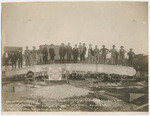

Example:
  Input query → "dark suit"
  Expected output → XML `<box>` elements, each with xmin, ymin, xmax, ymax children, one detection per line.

<box><xmin>73</xmin><ymin>48</ymin><xmax>79</xmax><ymax>63</ymax></box>
<box><xmin>59</xmin><ymin>46</ymin><xmax>66</xmax><ymax>63</ymax></box>
<box><xmin>66</xmin><ymin>46</ymin><xmax>72</xmax><ymax>63</ymax></box>
<box><xmin>128</xmin><ymin>51</ymin><xmax>135</xmax><ymax>66</ymax></box>
<box><xmin>49</xmin><ymin>47</ymin><xmax>55</xmax><ymax>64</ymax></box>
<box><xmin>11</xmin><ymin>52</ymin><xmax>18</xmax><ymax>69</ymax></box>
<box><xmin>81</xmin><ymin>46</ymin><xmax>87</xmax><ymax>62</ymax></box>
<box><xmin>3</xmin><ymin>52</ymin><xmax>9</xmax><ymax>66</ymax></box>
<box><xmin>17</xmin><ymin>51</ymin><xmax>23</xmax><ymax>68</ymax></box>
<box><xmin>43</xmin><ymin>47</ymin><xmax>48</xmax><ymax>64</ymax></box>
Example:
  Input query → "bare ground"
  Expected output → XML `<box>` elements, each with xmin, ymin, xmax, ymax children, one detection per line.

<box><xmin>2</xmin><ymin>78</ymin><xmax>148</xmax><ymax>112</ymax></box>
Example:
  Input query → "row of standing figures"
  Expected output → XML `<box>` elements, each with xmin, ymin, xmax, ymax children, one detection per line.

<box><xmin>3</xmin><ymin>43</ymin><xmax>135</xmax><ymax>70</ymax></box>
<box><xmin>23</xmin><ymin>43</ymin><xmax>136</xmax><ymax>67</ymax></box>
<box><xmin>82</xmin><ymin>44</ymin><xmax>135</xmax><ymax>66</ymax></box>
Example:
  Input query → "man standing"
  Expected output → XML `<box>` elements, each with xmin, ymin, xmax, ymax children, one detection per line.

<box><xmin>78</xmin><ymin>43</ymin><xmax>82</xmax><ymax>62</ymax></box>
<box><xmin>110</xmin><ymin>45</ymin><xmax>117</xmax><ymax>65</ymax></box>
<box><xmin>128</xmin><ymin>48</ymin><xmax>135</xmax><ymax>66</ymax></box>
<box><xmin>116</xmin><ymin>51</ymin><xmax>119</xmax><ymax>65</ymax></box>
<box><xmin>31</xmin><ymin>46</ymin><xmax>37</xmax><ymax>66</ymax></box>
<box><xmin>59</xmin><ymin>43</ymin><xmax>66</xmax><ymax>63</ymax></box>
<box><xmin>88</xmin><ymin>44</ymin><xmax>93</xmax><ymax>63</ymax></box>
<box><xmin>81</xmin><ymin>43</ymin><xmax>87</xmax><ymax>63</ymax></box>
<box><xmin>18</xmin><ymin>48</ymin><xmax>23</xmax><ymax>68</ymax></box>
<box><xmin>66</xmin><ymin>43</ymin><xmax>72</xmax><ymax>63</ymax></box>
<box><xmin>24</xmin><ymin>46</ymin><xmax>31</xmax><ymax>67</ymax></box>
<box><xmin>11</xmin><ymin>52</ymin><xmax>17</xmax><ymax>69</ymax></box>
<box><xmin>93</xmin><ymin>45</ymin><xmax>100</xmax><ymax>63</ymax></box>
<box><xmin>43</xmin><ymin>44</ymin><xmax>48</xmax><ymax>64</ymax></box>
<box><xmin>37</xmin><ymin>45</ymin><xmax>43</xmax><ymax>64</ymax></box>
<box><xmin>119</xmin><ymin>46</ymin><xmax>127</xmax><ymax>65</ymax></box>
<box><xmin>49</xmin><ymin>44</ymin><xmax>55</xmax><ymax>64</ymax></box>
<box><xmin>3</xmin><ymin>50</ymin><xmax>9</xmax><ymax>71</ymax></box>
<box><xmin>72</xmin><ymin>44</ymin><xmax>79</xmax><ymax>63</ymax></box>
<box><xmin>100</xmin><ymin>45</ymin><xmax>109</xmax><ymax>64</ymax></box>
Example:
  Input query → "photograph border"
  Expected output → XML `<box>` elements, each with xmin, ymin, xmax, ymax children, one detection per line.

<box><xmin>0</xmin><ymin>0</ymin><xmax>149</xmax><ymax>115</ymax></box>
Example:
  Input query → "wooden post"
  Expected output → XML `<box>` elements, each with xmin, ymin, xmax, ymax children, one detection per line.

<box><xmin>65</xmin><ymin>71</ymin><xmax>69</xmax><ymax>83</ymax></box>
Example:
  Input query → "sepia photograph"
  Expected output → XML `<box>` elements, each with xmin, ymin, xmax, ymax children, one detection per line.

<box><xmin>1</xmin><ymin>1</ymin><xmax>149</xmax><ymax>114</ymax></box>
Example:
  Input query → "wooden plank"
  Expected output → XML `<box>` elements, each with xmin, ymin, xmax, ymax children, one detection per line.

<box><xmin>129</xmin><ymin>93</ymin><xmax>145</xmax><ymax>102</ymax></box>
<box><xmin>134</xmin><ymin>103</ymin><xmax>148</xmax><ymax>110</ymax></box>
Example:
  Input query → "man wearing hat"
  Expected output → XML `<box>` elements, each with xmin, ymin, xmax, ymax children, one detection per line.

<box><xmin>49</xmin><ymin>44</ymin><xmax>55</xmax><ymax>64</ymax></box>
<box><xmin>66</xmin><ymin>43</ymin><xmax>72</xmax><ymax>63</ymax></box>
<box><xmin>119</xmin><ymin>46</ymin><xmax>127</xmax><ymax>65</ymax></box>
<box><xmin>10</xmin><ymin>52</ymin><xmax>18</xmax><ymax>70</ymax></box>
<box><xmin>110</xmin><ymin>45</ymin><xmax>117</xmax><ymax>65</ymax></box>
<box><xmin>81</xmin><ymin>43</ymin><xmax>87</xmax><ymax>63</ymax></box>
<box><xmin>115</xmin><ymin>51</ymin><xmax>119</xmax><ymax>65</ymax></box>
<box><xmin>100</xmin><ymin>45</ymin><xmax>109</xmax><ymax>64</ymax></box>
<box><xmin>37</xmin><ymin>45</ymin><xmax>43</xmax><ymax>64</ymax></box>
<box><xmin>43</xmin><ymin>44</ymin><xmax>48</xmax><ymax>64</ymax></box>
<box><xmin>88</xmin><ymin>44</ymin><xmax>93</xmax><ymax>63</ymax></box>
<box><xmin>72</xmin><ymin>44</ymin><xmax>79</xmax><ymax>63</ymax></box>
<box><xmin>59</xmin><ymin>43</ymin><xmax>66</xmax><ymax>63</ymax></box>
<box><xmin>30</xmin><ymin>46</ymin><xmax>37</xmax><ymax>66</ymax></box>
<box><xmin>3</xmin><ymin>49</ymin><xmax>10</xmax><ymax>71</ymax></box>
<box><xmin>128</xmin><ymin>48</ymin><xmax>135</xmax><ymax>66</ymax></box>
<box><xmin>17</xmin><ymin>48</ymin><xmax>23</xmax><ymax>68</ymax></box>
<box><xmin>24</xmin><ymin>46</ymin><xmax>31</xmax><ymax>67</ymax></box>
<box><xmin>78</xmin><ymin>43</ymin><xmax>83</xmax><ymax>62</ymax></box>
<box><xmin>93</xmin><ymin>45</ymin><xmax>100</xmax><ymax>63</ymax></box>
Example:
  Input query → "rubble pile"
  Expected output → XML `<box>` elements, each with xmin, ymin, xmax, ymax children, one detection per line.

<box><xmin>32</xmin><ymin>84</ymin><xmax>91</xmax><ymax>99</ymax></box>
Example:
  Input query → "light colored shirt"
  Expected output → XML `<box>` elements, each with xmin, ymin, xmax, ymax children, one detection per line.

<box><xmin>5</xmin><ymin>53</ymin><xmax>8</xmax><ymax>58</ymax></box>
<box><xmin>94</xmin><ymin>48</ymin><xmax>99</xmax><ymax>55</ymax></box>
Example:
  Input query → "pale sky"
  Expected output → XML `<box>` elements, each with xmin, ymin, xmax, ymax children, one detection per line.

<box><xmin>2</xmin><ymin>2</ymin><xmax>148</xmax><ymax>55</ymax></box>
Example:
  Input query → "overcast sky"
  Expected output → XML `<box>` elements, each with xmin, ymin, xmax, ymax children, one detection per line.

<box><xmin>2</xmin><ymin>2</ymin><xmax>148</xmax><ymax>55</ymax></box>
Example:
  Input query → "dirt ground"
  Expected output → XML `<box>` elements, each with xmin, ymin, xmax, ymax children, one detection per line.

<box><xmin>2</xmin><ymin>77</ymin><xmax>148</xmax><ymax>112</ymax></box>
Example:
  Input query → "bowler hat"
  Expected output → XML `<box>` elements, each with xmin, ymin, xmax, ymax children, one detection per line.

<box><xmin>120</xmin><ymin>46</ymin><xmax>124</xmax><ymax>48</ymax></box>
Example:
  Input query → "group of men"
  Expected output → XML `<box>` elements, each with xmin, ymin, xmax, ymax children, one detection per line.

<box><xmin>23</xmin><ymin>43</ymin><xmax>135</xmax><ymax>66</ymax></box>
<box><xmin>3</xmin><ymin>43</ymin><xmax>135</xmax><ymax>70</ymax></box>
<box><xmin>24</xmin><ymin>43</ymin><xmax>87</xmax><ymax>66</ymax></box>
<box><xmin>59</xmin><ymin>43</ymin><xmax>87</xmax><ymax>63</ymax></box>
<box><xmin>24</xmin><ymin>45</ymin><xmax>48</xmax><ymax>67</ymax></box>
<box><xmin>88</xmin><ymin>44</ymin><xmax>135</xmax><ymax>66</ymax></box>
<box><xmin>3</xmin><ymin>48</ymin><xmax>23</xmax><ymax>70</ymax></box>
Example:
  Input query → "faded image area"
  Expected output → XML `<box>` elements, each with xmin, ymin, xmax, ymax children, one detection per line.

<box><xmin>1</xmin><ymin>2</ymin><xmax>148</xmax><ymax>113</ymax></box>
